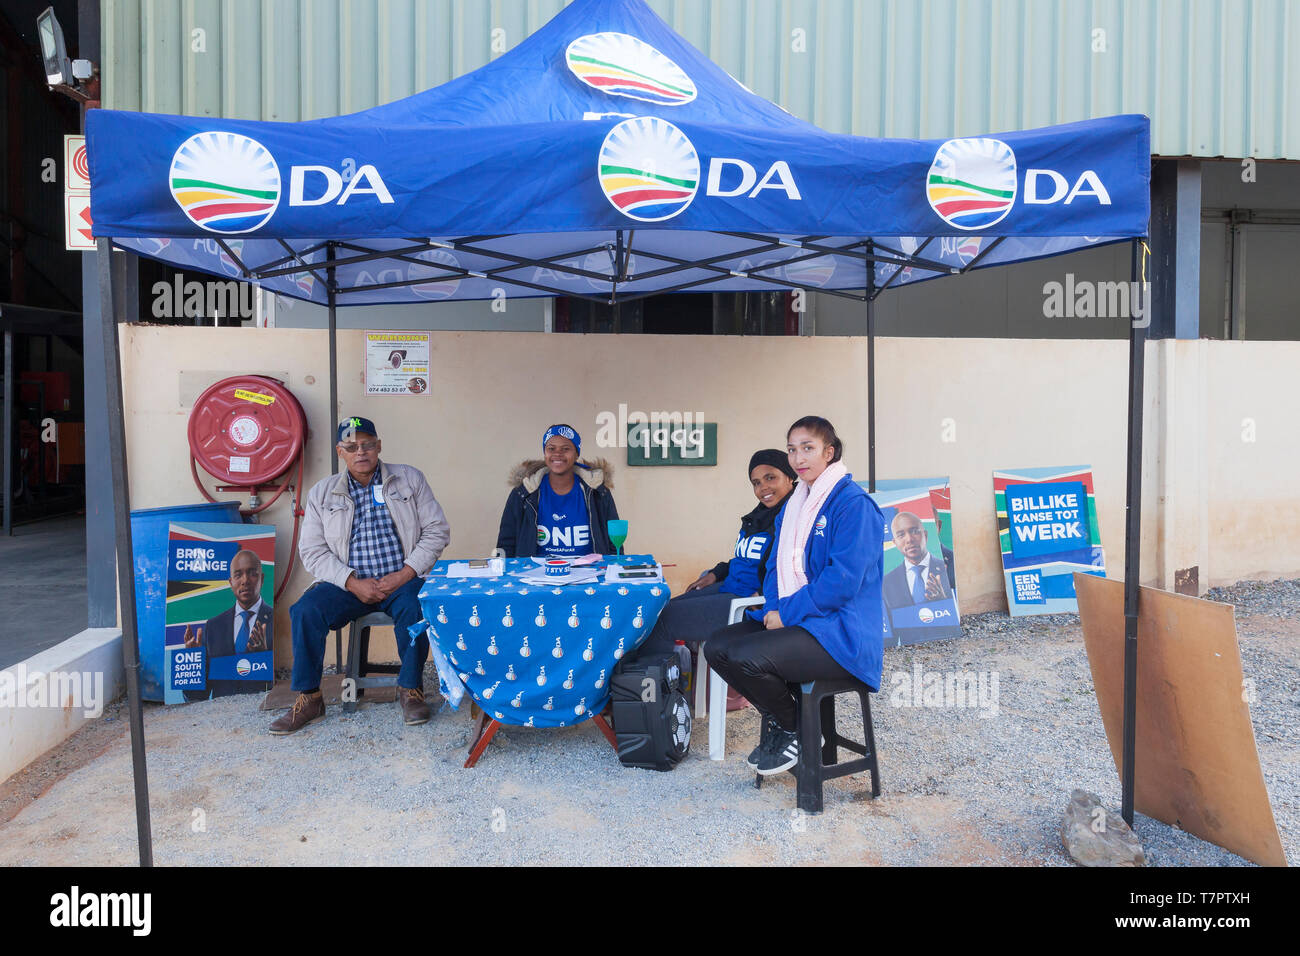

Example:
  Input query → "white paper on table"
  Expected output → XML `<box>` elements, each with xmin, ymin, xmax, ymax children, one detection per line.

<box><xmin>444</xmin><ymin>559</ymin><xmax>505</xmax><ymax>578</ymax></box>
<box><xmin>516</xmin><ymin>566</ymin><xmax>603</xmax><ymax>587</ymax></box>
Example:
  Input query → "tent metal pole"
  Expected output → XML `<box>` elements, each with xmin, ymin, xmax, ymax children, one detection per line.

<box><xmin>1121</xmin><ymin>236</ymin><xmax>1147</xmax><ymax>828</ymax></box>
<box><xmin>95</xmin><ymin>237</ymin><xmax>154</xmax><ymax>866</ymax></box>
<box><xmin>866</xmin><ymin>242</ymin><xmax>876</xmax><ymax>493</ymax></box>
<box><xmin>3</xmin><ymin>327</ymin><xmax>11</xmax><ymax>535</ymax></box>
<box><xmin>327</xmin><ymin>243</ymin><xmax>338</xmax><ymax>475</ymax></box>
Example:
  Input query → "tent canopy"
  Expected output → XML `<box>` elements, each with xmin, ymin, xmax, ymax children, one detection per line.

<box><xmin>86</xmin><ymin>0</ymin><xmax>1149</xmax><ymax>306</ymax></box>
<box><xmin>86</xmin><ymin>0</ymin><xmax>1157</xmax><ymax>859</ymax></box>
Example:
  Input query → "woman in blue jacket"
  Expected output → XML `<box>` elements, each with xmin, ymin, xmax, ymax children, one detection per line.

<box><xmin>637</xmin><ymin>450</ymin><xmax>796</xmax><ymax>666</ymax></box>
<box><xmin>704</xmin><ymin>416</ymin><xmax>885</xmax><ymax>775</ymax></box>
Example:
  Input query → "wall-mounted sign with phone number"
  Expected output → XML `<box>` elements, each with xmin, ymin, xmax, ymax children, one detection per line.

<box><xmin>365</xmin><ymin>331</ymin><xmax>430</xmax><ymax>395</ymax></box>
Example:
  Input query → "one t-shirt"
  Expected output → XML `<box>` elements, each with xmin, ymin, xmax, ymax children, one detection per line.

<box><xmin>720</xmin><ymin>527</ymin><xmax>772</xmax><ymax>597</ymax></box>
<box><xmin>537</xmin><ymin>477</ymin><xmax>594</xmax><ymax>557</ymax></box>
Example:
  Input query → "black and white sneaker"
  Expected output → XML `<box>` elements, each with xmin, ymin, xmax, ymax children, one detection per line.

<box><xmin>756</xmin><ymin>726</ymin><xmax>799</xmax><ymax>776</ymax></box>
<box><xmin>746</xmin><ymin>714</ymin><xmax>780</xmax><ymax>769</ymax></box>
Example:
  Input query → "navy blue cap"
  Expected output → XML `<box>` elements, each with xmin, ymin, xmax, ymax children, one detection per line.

<box><xmin>337</xmin><ymin>416</ymin><xmax>378</xmax><ymax>443</ymax></box>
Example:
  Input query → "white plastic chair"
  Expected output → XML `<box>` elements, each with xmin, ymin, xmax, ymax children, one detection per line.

<box><xmin>696</xmin><ymin>596</ymin><xmax>764</xmax><ymax>761</ymax></box>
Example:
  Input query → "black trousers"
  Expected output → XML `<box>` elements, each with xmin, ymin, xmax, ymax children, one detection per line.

<box><xmin>704</xmin><ymin>618</ymin><xmax>852</xmax><ymax>731</ymax></box>
<box><xmin>637</xmin><ymin>582</ymin><xmax>736</xmax><ymax>657</ymax></box>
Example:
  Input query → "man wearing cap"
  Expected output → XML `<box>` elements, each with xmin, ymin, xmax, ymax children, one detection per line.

<box><xmin>271</xmin><ymin>416</ymin><xmax>451</xmax><ymax>734</ymax></box>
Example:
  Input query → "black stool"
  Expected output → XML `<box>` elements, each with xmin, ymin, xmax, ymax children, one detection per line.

<box><xmin>755</xmin><ymin>678</ymin><xmax>881</xmax><ymax>813</ymax></box>
<box><xmin>342</xmin><ymin>612</ymin><xmax>401</xmax><ymax>713</ymax></box>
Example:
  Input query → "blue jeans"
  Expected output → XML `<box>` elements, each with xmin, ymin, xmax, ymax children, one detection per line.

<box><xmin>289</xmin><ymin>578</ymin><xmax>428</xmax><ymax>692</ymax></box>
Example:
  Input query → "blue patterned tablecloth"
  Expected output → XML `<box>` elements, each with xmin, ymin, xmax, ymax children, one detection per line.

<box><xmin>416</xmin><ymin>556</ymin><xmax>671</xmax><ymax>728</ymax></box>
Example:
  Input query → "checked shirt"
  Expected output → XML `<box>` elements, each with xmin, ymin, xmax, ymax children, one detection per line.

<box><xmin>347</xmin><ymin>464</ymin><xmax>406</xmax><ymax>579</ymax></box>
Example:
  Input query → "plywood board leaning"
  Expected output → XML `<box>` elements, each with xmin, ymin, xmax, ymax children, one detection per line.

<box><xmin>1075</xmin><ymin>573</ymin><xmax>1286</xmax><ymax>867</ymax></box>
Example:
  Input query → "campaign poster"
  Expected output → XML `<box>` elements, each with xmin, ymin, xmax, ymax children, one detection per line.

<box><xmin>865</xmin><ymin>483</ymin><xmax>962</xmax><ymax>646</ymax></box>
<box><xmin>867</xmin><ymin>476</ymin><xmax>959</xmax><ymax>599</ymax></box>
<box><xmin>164</xmin><ymin>522</ymin><xmax>276</xmax><ymax>704</ymax></box>
<box><xmin>365</xmin><ymin>331</ymin><xmax>430</xmax><ymax>395</ymax></box>
<box><xmin>994</xmin><ymin>465</ymin><xmax>1106</xmax><ymax>616</ymax></box>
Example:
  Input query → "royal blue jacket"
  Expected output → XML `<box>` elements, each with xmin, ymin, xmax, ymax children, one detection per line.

<box><xmin>709</xmin><ymin>492</ymin><xmax>790</xmax><ymax>598</ymax></box>
<box><xmin>761</xmin><ymin>474</ymin><xmax>885</xmax><ymax>691</ymax></box>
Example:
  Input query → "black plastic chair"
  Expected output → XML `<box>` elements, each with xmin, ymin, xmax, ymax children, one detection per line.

<box><xmin>342</xmin><ymin>611</ymin><xmax>401</xmax><ymax>713</ymax></box>
<box><xmin>755</xmin><ymin>677</ymin><xmax>881</xmax><ymax>813</ymax></box>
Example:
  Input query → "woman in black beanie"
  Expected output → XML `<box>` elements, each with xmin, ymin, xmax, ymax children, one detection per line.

<box><xmin>635</xmin><ymin>449</ymin><xmax>797</xmax><ymax>671</ymax></box>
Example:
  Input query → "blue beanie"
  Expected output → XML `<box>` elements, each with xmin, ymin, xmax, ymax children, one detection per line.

<box><xmin>543</xmin><ymin>424</ymin><xmax>581</xmax><ymax>457</ymax></box>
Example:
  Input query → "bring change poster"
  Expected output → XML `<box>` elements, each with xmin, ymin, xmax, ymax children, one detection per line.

<box><xmin>994</xmin><ymin>466</ymin><xmax>1105</xmax><ymax>616</ymax></box>
<box><xmin>865</xmin><ymin>481</ymin><xmax>962</xmax><ymax>646</ymax></box>
<box><xmin>164</xmin><ymin>522</ymin><xmax>276</xmax><ymax>703</ymax></box>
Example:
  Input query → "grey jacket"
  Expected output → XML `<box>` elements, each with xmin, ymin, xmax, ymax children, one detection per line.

<box><xmin>299</xmin><ymin>460</ymin><xmax>451</xmax><ymax>589</ymax></box>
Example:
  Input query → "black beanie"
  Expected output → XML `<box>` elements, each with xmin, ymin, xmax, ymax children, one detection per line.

<box><xmin>748</xmin><ymin>448</ymin><xmax>797</xmax><ymax>482</ymax></box>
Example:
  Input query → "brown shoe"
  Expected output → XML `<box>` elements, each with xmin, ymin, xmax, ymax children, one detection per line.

<box><xmin>269</xmin><ymin>692</ymin><xmax>325</xmax><ymax>735</ymax></box>
<box><xmin>400</xmin><ymin>687</ymin><xmax>431</xmax><ymax>725</ymax></box>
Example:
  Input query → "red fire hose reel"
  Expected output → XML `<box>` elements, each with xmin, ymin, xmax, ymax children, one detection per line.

<box><xmin>188</xmin><ymin>375</ymin><xmax>308</xmax><ymax>601</ymax></box>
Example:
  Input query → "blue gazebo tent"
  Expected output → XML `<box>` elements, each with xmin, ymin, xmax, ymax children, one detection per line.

<box><xmin>86</xmin><ymin>0</ymin><xmax>1152</xmax><ymax>864</ymax></box>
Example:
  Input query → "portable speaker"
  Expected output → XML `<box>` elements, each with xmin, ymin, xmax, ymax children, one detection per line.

<box><xmin>611</xmin><ymin>653</ymin><xmax>691</xmax><ymax>771</ymax></box>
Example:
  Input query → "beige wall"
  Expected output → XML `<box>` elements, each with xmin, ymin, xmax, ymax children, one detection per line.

<box><xmin>1207</xmin><ymin>342</ymin><xmax>1300</xmax><ymax>580</ymax></box>
<box><xmin>120</xmin><ymin>326</ymin><xmax>1300</xmax><ymax>665</ymax></box>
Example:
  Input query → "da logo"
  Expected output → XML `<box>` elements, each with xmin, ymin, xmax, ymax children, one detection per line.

<box><xmin>170</xmin><ymin>131</ymin><xmax>281</xmax><ymax>234</ymax></box>
<box><xmin>599</xmin><ymin>117</ymin><xmax>699</xmax><ymax>222</ymax></box>
<box><xmin>566</xmin><ymin>33</ymin><xmax>696</xmax><ymax>106</ymax></box>
<box><xmin>216</xmin><ymin>238</ymin><xmax>245</xmax><ymax>277</ymax></box>
<box><xmin>291</xmin><ymin>271</ymin><xmax>316</xmax><ymax>298</ymax></box>
<box><xmin>783</xmin><ymin>255</ymin><xmax>836</xmax><ymax>288</ymax></box>
<box><xmin>918</xmin><ymin>607</ymin><xmax>934</xmax><ymax>623</ymax></box>
<box><xmin>407</xmin><ymin>248</ymin><xmax>462</xmax><ymax>300</ymax></box>
<box><xmin>578</xmin><ymin>249</ymin><xmax>638</xmax><ymax>290</ymax></box>
<box><xmin>926</xmin><ymin>138</ymin><xmax>1017</xmax><ymax>231</ymax></box>
<box><xmin>236</xmin><ymin>658</ymin><xmax>252</xmax><ymax>677</ymax></box>
<box><xmin>815</xmin><ymin>515</ymin><xmax>828</xmax><ymax>531</ymax></box>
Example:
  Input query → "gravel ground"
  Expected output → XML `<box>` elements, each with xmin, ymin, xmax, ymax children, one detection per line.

<box><xmin>2</xmin><ymin>581</ymin><xmax>1295</xmax><ymax>866</ymax></box>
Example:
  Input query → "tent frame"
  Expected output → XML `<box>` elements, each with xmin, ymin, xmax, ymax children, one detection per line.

<box><xmin>96</xmin><ymin>219</ymin><xmax>1150</xmax><ymax>866</ymax></box>
<box><xmin>112</xmin><ymin>231</ymin><xmax>967</xmax><ymax>308</ymax></box>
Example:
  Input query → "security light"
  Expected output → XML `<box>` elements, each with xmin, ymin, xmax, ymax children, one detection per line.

<box><xmin>37</xmin><ymin>6</ymin><xmax>70</xmax><ymax>87</ymax></box>
<box><xmin>36</xmin><ymin>6</ymin><xmax>97</xmax><ymax>103</ymax></box>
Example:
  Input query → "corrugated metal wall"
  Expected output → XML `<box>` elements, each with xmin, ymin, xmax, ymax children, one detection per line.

<box><xmin>102</xmin><ymin>0</ymin><xmax>1300</xmax><ymax>158</ymax></box>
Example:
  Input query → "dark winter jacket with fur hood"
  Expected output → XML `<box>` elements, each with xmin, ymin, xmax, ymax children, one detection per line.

<box><xmin>494</xmin><ymin>458</ymin><xmax>620</xmax><ymax>558</ymax></box>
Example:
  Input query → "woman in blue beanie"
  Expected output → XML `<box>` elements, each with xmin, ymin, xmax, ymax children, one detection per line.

<box><xmin>495</xmin><ymin>424</ymin><xmax>621</xmax><ymax>558</ymax></box>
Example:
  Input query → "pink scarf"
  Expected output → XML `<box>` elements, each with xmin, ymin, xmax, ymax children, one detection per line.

<box><xmin>776</xmin><ymin>461</ymin><xmax>847</xmax><ymax>599</ymax></box>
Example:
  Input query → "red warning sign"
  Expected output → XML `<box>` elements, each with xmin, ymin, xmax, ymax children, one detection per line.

<box><xmin>64</xmin><ymin>135</ymin><xmax>90</xmax><ymax>192</ymax></box>
<box><xmin>65</xmin><ymin>194</ymin><xmax>94</xmax><ymax>251</ymax></box>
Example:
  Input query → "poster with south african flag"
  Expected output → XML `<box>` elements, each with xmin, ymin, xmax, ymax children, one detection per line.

<box><xmin>995</xmin><ymin>466</ymin><xmax>1105</xmax><ymax>616</ymax></box>
<box><xmin>862</xmin><ymin>479</ymin><xmax>962</xmax><ymax>646</ymax></box>
<box><xmin>163</xmin><ymin>522</ymin><xmax>275</xmax><ymax>704</ymax></box>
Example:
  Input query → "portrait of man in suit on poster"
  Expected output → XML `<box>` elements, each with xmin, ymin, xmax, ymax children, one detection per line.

<box><xmin>183</xmin><ymin>549</ymin><xmax>273</xmax><ymax>700</ymax></box>
<box><xmin>882</xmin><ymin>511</ymin><xmax>953</xmax><ymax>612</ymax></box>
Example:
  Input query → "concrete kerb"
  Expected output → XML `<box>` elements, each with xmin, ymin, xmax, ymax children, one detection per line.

<box><xmin>0</xmin><ymin>628</ymin><xmax>124</xmax><ymax>784</ymax></box>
